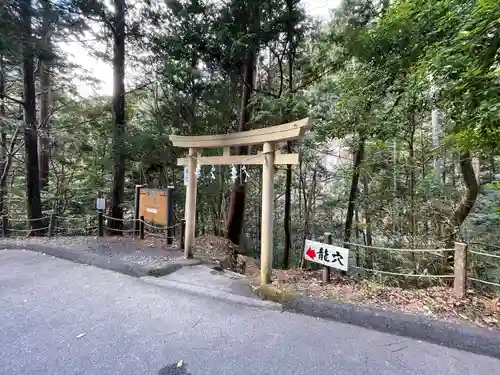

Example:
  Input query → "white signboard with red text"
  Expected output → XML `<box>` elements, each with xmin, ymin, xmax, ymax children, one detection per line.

<box><xmin>304</xmin><ymin>239</ymin><xmax>349</xmax><ymax>271</ymax></box>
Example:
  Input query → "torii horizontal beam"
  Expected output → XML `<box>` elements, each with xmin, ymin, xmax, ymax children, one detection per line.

<box><xmin>176</xmin><ymin>150</ymin><xmax>299</xmax><ymax>166</ymax></box>
<box><xmin>169</xmin><ymin>117</ymin><xmax>311</xmax><ymax>149</ymax></box>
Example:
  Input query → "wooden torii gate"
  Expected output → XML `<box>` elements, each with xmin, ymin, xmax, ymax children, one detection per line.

<box><xmin>169</xmin><ymin>118</ymin><xmax>312</xmax><ymax>284</ymax></box>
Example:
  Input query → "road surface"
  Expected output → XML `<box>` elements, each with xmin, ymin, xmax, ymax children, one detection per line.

<box><xmin>0</xmin><ymin>249</ymin><xmax>498</xmax><ymax>375</ymax></box>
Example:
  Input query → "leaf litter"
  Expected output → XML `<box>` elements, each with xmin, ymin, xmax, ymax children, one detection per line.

<box><xmin>272</xmin><ymin>268</ymin><xmax>500</xmax><ymax>330</ymax></box>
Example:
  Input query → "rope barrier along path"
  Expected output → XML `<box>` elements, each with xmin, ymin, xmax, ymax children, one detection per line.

<box><xmin>9</xmin><ymin>226</ymin><xmax>50</xmax><ymax>233</ymax></box>
<box><xmin>9</xmin><ymin>216</ymin><xmax>50</xmax><ymax>223</ymax></box>
<box><xmin>55</xmin><ymin>216</ymin><xmax>90</xmax><ymax>221</ymax></box>
<box><xmin>102</xmin><ymin>215</ymin><xmax>136</xmax><ymax>223</ymax></box>
<box><xmin>139</xmin><ymin>219</ymin><xmax>181</xmax><ymax>230</ymax></box>
<box><xmin>350</xmin><ymin>265</ymin><xmax>454</xmax><ymax>279</ymax></box>
<box><xmin>140</xmin><ymin>219</ymin><xmax>165</xmax><ymax>230</ymax></box>
<box><xmin>469</xmin><ymin>278</ymin><xmax>500</xmax><ymax>288</ymax></box>
<box><xmin>330</xmin><ymin>239</ymin><xmax>453</xmax><ymax>253</ymax></box>
<box><xmin>103</xmin><ymin>226</ymin><xmax>137</xmax><ymax>233</ymax></box>
<box><xmin>469</xmin><ymin>250</ymin><xmax>500</xmax><ymax>260</ymax></box>
<box><xmin>146</xmin><ymin>233</ymin><xmax>166</xmax><ymax>238</ymax></box>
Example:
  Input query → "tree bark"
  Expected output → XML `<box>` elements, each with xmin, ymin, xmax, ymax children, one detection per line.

<box><xmin>38</xmin><ymin>0</ymin><xmax>52</xmax><ymax>191</ymax></box>
<box><xmin>108</xmin><ymin>0</ymin><xmax>126</xmax><ymax>234</ymax></box>
<box><xmin>0</xmin><ymin>53</ymin><xmax>6</xmax><ymax>216</ymax></box>
<box><xmin>225</xmin><ymin>51</ymin><xmax>255</xmax><ymax>245</ymax></box>
<box><xmin>282</xmin><ymin>0</ymin><xmax>297</xmax><ymax>269</ymax></box>
<box><xmin>444</xmin><ymin>152</ymin><xmax>479</xmax><ymax>264</ymax></box>
<box><xmin>299</xmin><ymin>166</ymin><xmax>317</xmax><ymax>268</ymax></box>
<box><xmin>283</xmin><ymin>142</ymin><xmax>292</xmax><ymax>268</ymax></box>
<box><xmin>343</xmin><ymin>139</ymin><xmax>365</xmax><ymax>270</ymax></box>
<box><xmin>1</xmin><ymin>128</ymin><xmax>21</xmax><ymax>214</ymax></box>
<box><xmin>21</xmin><ymin>0</ymin><xmax>44</xmax><ymax>233</ymax></box>
<box><xmin>408</xmin><ymin>116</ymin><xmax>416</xmax><ymax>250</ymax></box>
<box><xmin>361</xmin><ymin>171</ymin><xmax>373</xmax><ymax>268</ymax></box>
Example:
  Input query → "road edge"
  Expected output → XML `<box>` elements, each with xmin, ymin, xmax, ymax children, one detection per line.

<box><xmin>0</xmin><ymin>243</ymin><xmax>194</xmax><ymax>278</ymax></box>
<box><xmin>141</xmin><ymin>276</ymin><xmax>282</xmax><ymax>312</ymax></box>
<box><xmin>255</xmin><ymin>283</ymin><xmax>500</xmax><ymax>359</ymax></box>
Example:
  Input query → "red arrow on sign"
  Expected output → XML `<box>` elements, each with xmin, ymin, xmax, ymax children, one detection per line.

<box><xmin>305</xmin><ymin>247</ymin><xmax>316</xmax><ymax>260</ymax></box>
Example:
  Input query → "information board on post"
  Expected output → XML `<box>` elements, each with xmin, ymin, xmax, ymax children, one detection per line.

<box><xmin>303</xmin><ymin>239</ymin><xmax>349</xmax><ymax>271</ymax></box>
<box><xmin>96</xmin><ymin>198</ymin><xmax>106</xmax><ymax>211</ymax></box>
<box><xmin>139</xmin><ymin>188</ymin><xmax>169</xmax><ymax>225</ymax></box>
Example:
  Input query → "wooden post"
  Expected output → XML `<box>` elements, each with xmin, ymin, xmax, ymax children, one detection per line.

<box><xmin>48</xmin><ymin>213</ymin><xmax>56</xmax><ymax>237</ymax></box>
<box><xmin>180</xmin><ymin>219</ymin><xmax>186</xmax><ymax>250</ymax></box>
<box><xmin>260</xmin><ymin>142</ymin><xmax>275</xmax><ymax>285</ymax></box>
<box><xmin>323</xmin><ymin>232</ymin><xmax>332</xmax><ymax>282</ymax></box>
<box><xmin>166</xmin><ymin>185</ymin><xmax>174</xmax><ymax>245</ymax></box>
<box><xmin>98</xmin><ymin>211</ymin><xmax>104</xmax><ymax>237</ymax></box>
<box><xmin>184</xmin><ymin>148</ymin><xmax>198</xmax><ymax>259</ymax></box>
<box><xmin>139</xmin><ymin>215</ymin><xmax>145</xmax><ymax>240</ymax></box>
<box><xmin>133</xmin><ymin>184</ymin><xmax>142</xmax><ymax>235</ymax></box>
<box><xmin>453</xmin><ymin>242</ymin><xmax>468</xmax><ymax>298</ymax></box>
<box><xmin>2</xmin><ymin>215</ymin><xmax>8</xmax><ymax>237</ymax></box>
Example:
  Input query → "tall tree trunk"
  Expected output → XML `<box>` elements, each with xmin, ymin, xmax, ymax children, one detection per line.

<box><xmin>392</xmin><ymin>140</ymin><xmax>397</xmax><ymax>232</ymax></box>
<box><xmin>408</xmin><ymin>119</ymin><xmax>416</xmax><ymax>250</ymax></box>
<box><xmin>282</xmin><ymin>0</ymin><xmax>297</xmax><ymax>269</ymax></box>
<box><xmin>225</xmin><ymin>2</ymin><xmax>261</xmax><ymax>246</ymax></box>
<box><xmin>21</xmin><ymin>0</ymin><xmax>44</xmax><ymax>232</ymax></box>
<box><xmin>38</xmin><ymin>0</ymin><xmax>52</xmax><ymax>191</ymax></box>
<box><xmin>362</xmin><ymin>172</ymin><xmax>373</xmax><ymax>269</ymax></box>
<box><xmin>354</xmin><ymin>201</ymin><xmax>361</xmax><ymax>267</ymax></box>
<box><xmin>444</xmin><ymin>152</ymin><xmax>479</xmax><ymax>265</ymax></box>
<box><xmin>108</xmin><ymin>0</ymin><xmax>126</xmax><ymax>234</ymax></box>
<box><xmin>0</xmin><ymin>54</ymin><xmax>6</xmax><ymax>216</ymax></box>
<box><xmin>299</xmin><ymin>166</ymin><xmax>317</xmax><ymax>268</ymax></box>
<box><xmin>431</xmin><ymin>109</ymin><xmax>442</xmax><ymax>183</ymax></box>
<box><xmin>344</xmin><ymin>139</ymin><xmax>364</xmax><ymax>248</ymax></box>
<box><xmin>1</xmin><ymin>128</ymin><xmax>21</xmax><ymax>215</ymax></box>
<box><xmin>283</xmin><ymin>142</ymin><xmax>292</xmax><ymax>268</ymax></box>
<box><xmin>226</xmin><ymin>52</ymin><xmax>255</xmax><ymax>245</ymax></box>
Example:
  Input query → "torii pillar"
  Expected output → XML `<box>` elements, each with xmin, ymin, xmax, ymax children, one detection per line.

<box><xmin>170</xmin><ymin>118</ymin><xmax>312</xmax><ymax>285</ymax></box>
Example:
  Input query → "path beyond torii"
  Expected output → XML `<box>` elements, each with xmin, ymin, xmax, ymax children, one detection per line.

<box><xmin>170</xmin><ymin>118</ymin><xmax>312</xmax><ymax>285</ymax></box>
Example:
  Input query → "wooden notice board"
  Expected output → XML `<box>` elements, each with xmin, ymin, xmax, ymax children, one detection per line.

<box><xmin>139</xmin><ymin>188</ymin><xmax>169</xmax><ymax>225</ymax></box>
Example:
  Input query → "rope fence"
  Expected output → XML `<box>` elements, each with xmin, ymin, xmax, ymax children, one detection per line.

<box><xmin>318</xmin><ymin>233</ymin><xmax>483</xmax><ymax>297</ymax></box>
<box><xmin>469</xmin><ymin>278</ymin><xmax>500</xmax><ymax>288</ymax></box>
<box><xmin>8</xmin><ymin>226</ymin><xmax>50</xmax><ymax>233</ymax></box>
<box><xmin>349</xmin><ymin>265</ymin><xmax>454</xmax><ymax>279</ymax></box>
<box><xmin>469</xmin><ymin>250</ymin><xmax>500</xmax><ymax>260</ymax></box>
<box><xmin>102</xmin><ymin>215</ymin><xmax>136</xmax><ymax>223</ymax></box>
<box><xmin>0</xmin><ymin>212</ymin><xmax>186</xmax><ymax>247</ymax></box>
<box><xmin>344</xmin><ymin>240</ymin><xmax>500</xmax><ymax>290</ymax></box>
<box><xmin>9</xmin><ymin>216</ymin><xmax>51</xmax><ymax>223</ymax></box>
<box><xmin>138</xmin><ymin>218</ymin><xmax>181</xmax><ymax>231</ymax></box>
<box><xmin>467</xmin><ymin>247</ymin><xmax>500</xmax><ymax>290</ymax></box>
<box><xmin>329</xmin><ymin>239</ymin><xmax>452</xmax><ymax>254</ymax></box>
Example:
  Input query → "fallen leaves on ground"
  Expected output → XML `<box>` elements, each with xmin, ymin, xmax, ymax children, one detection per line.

<box><xmin>273</xmin><ymin>268</ymin><xmax>500</xmax><ymax>330</ymax></box>
<box><xmin>193</xmin><ymin>235</ymin><xmax>235</xmax><ymax>262</ymax></box>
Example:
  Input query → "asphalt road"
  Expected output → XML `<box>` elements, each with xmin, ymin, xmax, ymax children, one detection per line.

<box><xmin>1</xmin><ymin>249</ymin><xmax>499</xmax><ymax>375</ymax></box>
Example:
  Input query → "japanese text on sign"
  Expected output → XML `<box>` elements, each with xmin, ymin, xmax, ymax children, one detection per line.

<box><xmin>303</xmin><ymin>239</ymin><xmax>349</xmax><ymax>271</ymax></box>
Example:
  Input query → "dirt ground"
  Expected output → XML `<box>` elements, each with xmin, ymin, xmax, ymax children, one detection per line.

<box><xmin>271</xmin><ymin>268</ymin><xmax>500</xmax><ymax>330</ymax></box>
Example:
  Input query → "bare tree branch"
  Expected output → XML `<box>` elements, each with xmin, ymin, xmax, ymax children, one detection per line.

<box><xmin>0</xmin><ymin>93</ymin><xmax>24</xmax><ymax>106</ymax></box>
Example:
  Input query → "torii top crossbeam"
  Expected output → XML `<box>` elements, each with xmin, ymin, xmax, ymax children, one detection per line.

<box><xmin>169</xmin><ymin>118</ymin><xmax>311</xmax><ymax>149</ymax></box>
<box><xmin>170</xmin><ymin>117</ymin><xmax>312</xmax><ymax>286</ymax></box>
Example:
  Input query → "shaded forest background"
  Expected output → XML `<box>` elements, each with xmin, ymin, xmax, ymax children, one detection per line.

<box><xmin>0</xmin><ymin>0</ymin><xmax>499</xmax><ymax>287</ymax></box>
